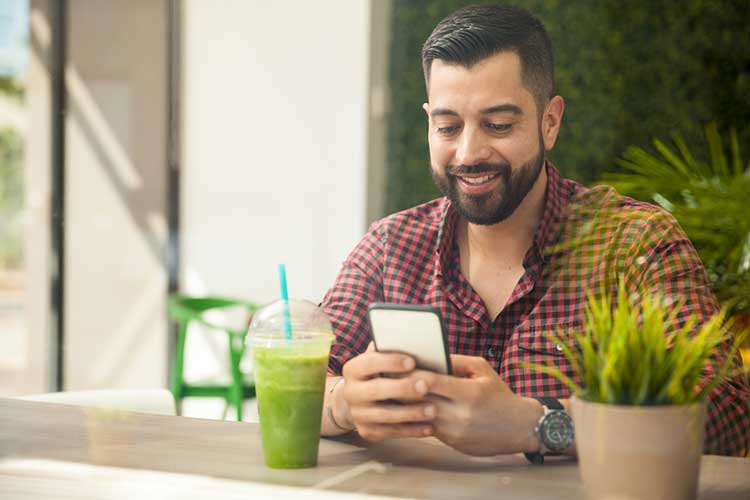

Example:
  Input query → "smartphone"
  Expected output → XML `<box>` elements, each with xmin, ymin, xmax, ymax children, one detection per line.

<box><xmin>367</xmin><ymin>303</ymin><xmax>452</xmax><ymax>375</ymax></box>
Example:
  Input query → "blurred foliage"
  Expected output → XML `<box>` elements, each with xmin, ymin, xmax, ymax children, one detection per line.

<box><xmin>0</xmin><ymin>127</ymin><xmax>24</xmax><ymax>269</ymax></box>
<box><xmin>0</xmin><ymin>77</ymin><xmax>24</xmax><ymax>100</ymax></box>
<box><xmin>605</xmin><ymin>124</ymin><xmax>750</xmax><ymax>316</ymax></box>
<box><xmin>386</xmin><ymin>0</ymin><xmax>750</xmax><ymax>213</ymax></box>
<box><xmin>526</xmin><ymin>280</ymin><xmax>744</xmax><ymax>405</ymax></box>
<box><xmin>0</xmin><ymin>75</ymin><xmax>25</xmax><ymax>270</ymax></box>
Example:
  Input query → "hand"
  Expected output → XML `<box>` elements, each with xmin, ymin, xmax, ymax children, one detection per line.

<box><xmin>338</xmin><ymin>343</ymin><xmax>437</xmax><ymax>441</ymax></box>
<box><xmin>425</xmin><ymin>355</ymin><xmax>542</xmax><ymax>456</ymax></box>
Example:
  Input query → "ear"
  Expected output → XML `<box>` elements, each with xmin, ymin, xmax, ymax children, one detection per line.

<box><xmin>540</xmin><ymin>95</ymin><xmax>564</xmax><ymax>151</ymax></box>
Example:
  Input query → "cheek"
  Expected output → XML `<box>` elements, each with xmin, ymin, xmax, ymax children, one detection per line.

<box><xmin>428</xmin><ymin>137</ymin><xmax>454</xmax><ymax>166</ymax></box>
<box><xmin>507</xmin><ymin>134</ymin><xmax>542</xmax><ymax>164</ymax></box>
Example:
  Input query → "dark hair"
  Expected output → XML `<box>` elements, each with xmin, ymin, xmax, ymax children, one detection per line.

<box><xmin>422</xmin><ymin>4</ymin><xmax>554</xmax><ymax>113</ymax></box>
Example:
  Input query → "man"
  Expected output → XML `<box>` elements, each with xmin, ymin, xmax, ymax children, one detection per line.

<box><xmin>318</xmin><ymin>4</ymin><xmax>749</xmax><ymax>459</ymax></box>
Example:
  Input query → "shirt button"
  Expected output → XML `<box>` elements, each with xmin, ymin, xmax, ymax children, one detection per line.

<box><xmin>555</xmin><ymin>343</ymin><xmax>564</xmax><ymax>352</ymax></box>
<box><xmin>485</xmin><ymin>346</ymin><xmax>497</xmax><ymax>358</ymax></box>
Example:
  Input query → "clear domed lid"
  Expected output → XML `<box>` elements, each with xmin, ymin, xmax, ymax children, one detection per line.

<box><xmin>247</xmin><ymin>299</ymin><xmax>334</xmax><ymax>347</ymax></box>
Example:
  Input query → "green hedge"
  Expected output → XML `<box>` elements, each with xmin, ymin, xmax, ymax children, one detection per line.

<box><xmin>386</xmin><ymin>0</ymin><xmax>750</xmax><ymax>214</ymax></box>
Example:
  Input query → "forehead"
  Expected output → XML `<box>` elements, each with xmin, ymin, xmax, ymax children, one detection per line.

<box><xmin>427</xmin><ymin>51</ymin><xmax>534</xmax><ymax>114</ymax></box>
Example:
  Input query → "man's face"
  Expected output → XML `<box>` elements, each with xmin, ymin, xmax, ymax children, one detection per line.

<box><xmin>424</xmin><ymin>52</ymin><xmax>547</xmax><ymax>225</ymax></box>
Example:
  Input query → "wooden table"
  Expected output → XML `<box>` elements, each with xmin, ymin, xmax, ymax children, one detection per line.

<box><xmin>0</xmin><ymin>398</ymin><xmax>748</xmax><ymax>499</ymax></box>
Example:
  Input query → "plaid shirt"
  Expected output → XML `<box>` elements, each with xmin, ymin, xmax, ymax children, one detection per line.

<box><xmin>321</xmin><ymin>161</ymin><xmax>749</xmax><ymax>456</ymax></box>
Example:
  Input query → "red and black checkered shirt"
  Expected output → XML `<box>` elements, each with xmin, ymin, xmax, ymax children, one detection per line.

<box><xmin>321</xmin><ymin>161</ymin><xmax>749</xmax><ymax>456</ymax></box>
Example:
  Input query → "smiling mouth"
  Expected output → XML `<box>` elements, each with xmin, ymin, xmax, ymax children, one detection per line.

<box><xmin>456</xmin><ymin>173</ymin><xmax>500</xmax><ymax>185</ymax></box>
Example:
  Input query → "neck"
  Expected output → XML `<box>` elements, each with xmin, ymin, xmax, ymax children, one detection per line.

<box><xmin>459</xmin><ymin>164</ymin><xmax>548</xmax><ymax>263</ymax></box>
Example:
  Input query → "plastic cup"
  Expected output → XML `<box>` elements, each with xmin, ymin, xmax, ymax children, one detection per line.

<box><xmin>247</xmin><ymin>299</ymin><xmax>333</xmax><ymax>469</ymax></box>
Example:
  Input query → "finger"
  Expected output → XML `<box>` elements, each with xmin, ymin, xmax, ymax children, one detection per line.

<box><xmin>424</xmin><ymin>394</ymin><xmax>459</xmax><ymax>424</ymax></box>
<box><xmin>343</xmin><ymin>350</ymin><xmax>416</xmax><ymax>380</ymax></box>
<box><xmin>357</xmin><ymin>422</ymin><xmax>433</xmax><ymax>441</ymax></box>
<box><xmin>345</xmin><ymin>375</ymin><xmax>430</xmax><ymax>405</ymax></box>
<box><xmin>425</xmin><ymin>393</ymin><xmax>453</xmax><ymax>406</ymax></box>
<box><xmin>422</xmin><ymin>395</ymin><xmax>469</xmax><ymax>445</ymax></box>
<box><xmin>449</xmin><ymin>355</ymin><xmax>493</xmax><ymax>378</ymax></box>
<box><xmin>350</xmin><ymin>402</ymin><xmax>436</xmax><ymax>425</ymax></box>
<box><xmin>417</xmin><ymin>369</ymin><xmax>468</xmax><ymax>400</ymax></box>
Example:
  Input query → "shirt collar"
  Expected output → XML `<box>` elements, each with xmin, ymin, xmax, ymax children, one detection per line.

<box><xmin>435</xmin><ymin>160</ymin><xmax>566</xmax><ymax>263</ymax></box>
<box><xmin>534</xmin><ymin>160</ymin><xmax>566</xmax><ymax>260</ymax></box>
<box><xmin>435</xmin><ymin>198</ymin><xmax>453</xmax><ymax>252</ymax></box>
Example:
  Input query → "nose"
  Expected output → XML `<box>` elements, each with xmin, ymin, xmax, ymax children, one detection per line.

<box><xmin>455</xmin><ymin>125</ymin><xmax>492</xmax><ymax>166</ymax></box>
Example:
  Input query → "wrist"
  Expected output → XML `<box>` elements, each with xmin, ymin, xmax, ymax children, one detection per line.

<box><xmin>330</xmin><ymin>377</ymin><xmax>354</xmax><ymax>432</ymax></box>
<box><xmin>521</xmin><ymin>396</ymin><xmax>545</xmax><ymax>453</ymax></box>
<box><xmin>523</xmin><ymin>397</ymin><xmax>576</xmax><ymax>463</ymax></box>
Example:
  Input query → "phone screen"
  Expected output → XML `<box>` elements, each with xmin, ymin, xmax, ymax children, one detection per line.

<box><xmin>367</xmin><ymin>303</ymin><xmax>452</xmax><ymax>375</ymax></box>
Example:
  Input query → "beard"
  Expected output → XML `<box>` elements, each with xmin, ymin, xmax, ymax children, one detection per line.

<box><xmin>430</xmin><ymin>135</ymin><xmax>545</xmax><ymax>226</ymax></box>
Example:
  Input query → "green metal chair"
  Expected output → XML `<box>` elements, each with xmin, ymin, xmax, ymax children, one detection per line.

<box><xmin>168</xmin><ymin>294</ymin><xmax>259</xmax><ymax>421</ymax></box>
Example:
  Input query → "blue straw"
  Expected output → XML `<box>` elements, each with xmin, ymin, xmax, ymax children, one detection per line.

<box><xmin>278</xmin><ymin>264</ymin><xmax>293</xmax><ymax>340</ymax></box>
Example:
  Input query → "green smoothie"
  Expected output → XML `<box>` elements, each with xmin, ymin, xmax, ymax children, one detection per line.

<box><xmin>253</xmin><ymin>341</ymin><xmax>330</xmax><ymax>469</ymax></box>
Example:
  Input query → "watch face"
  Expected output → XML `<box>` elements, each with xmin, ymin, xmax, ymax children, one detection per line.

<box><xmin>540</xmin><ymin>410</ymin><xmax>574</xmax><ymax>453</ymax></box>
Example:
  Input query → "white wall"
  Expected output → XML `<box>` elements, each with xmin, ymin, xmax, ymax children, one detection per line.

<box><xmin>182</xmin><ymin>0</ymin><xmax>371</xmax><ymax>305</ymax></box>
<box><xmin>64</xmin><ymin>0</ymin><xmax>168</xmax><ymax>390</ymax></box>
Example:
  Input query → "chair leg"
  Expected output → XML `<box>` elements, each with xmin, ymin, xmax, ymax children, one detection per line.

<box><xmin>171</xmin><ymin>322</ymin><xmax>188</xmax><ymax>415</ymax></box>
<box><xmin>229</xmin><ymin>335</ymin><xmax>245</xmax><ymax>422</ymax></box>
<box><xmin>234</xmin><ymin>388</ymin><xmax>243</xmax><ymax>422</ymax></box>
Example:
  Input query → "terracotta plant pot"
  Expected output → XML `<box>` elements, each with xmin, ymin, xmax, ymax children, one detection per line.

<box><xmin>571</xmin><ymin>397</ymin><xmax>706</xmax><ymax>500</ymax></box>
<box><xmin>732</xmin><ymin>314</ymin><xmax>750</xmax><ymax>366</ymax></box>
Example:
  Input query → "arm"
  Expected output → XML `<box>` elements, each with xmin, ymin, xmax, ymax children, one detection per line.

<box><xmin>470</xmin><ymin>219</ymin><xmax>750</xmax><ymax>458</ymax></box>
<box><xmin>633</xmin><ymin>233</ymin><xmax>750</xmax><ymax>456</ymax></box>
<box><xmin>318</xmin><ymin>224</ymin><xmax>437</xmax><ymax>438</ymax></box>
<box><xmin>320</xmin><ymin>223</ymin><xmax>384</xmax><ymax>376</ymax></box>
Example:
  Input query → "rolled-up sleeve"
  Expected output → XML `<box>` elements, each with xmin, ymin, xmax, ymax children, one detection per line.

<box><xmin>321</xmin><ymin>223</ymin><xmax>385</xmax><ymax>375</ymax></box>
<box><xmin>636</xmin><ymin>222</ymin><xmax>749</xmax><ymax>457</ymax></box>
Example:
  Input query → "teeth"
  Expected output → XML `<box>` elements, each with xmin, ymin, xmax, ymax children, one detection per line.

<box><xmin>461</xmin><ymin>174</ymin><xmax>497</xmax><ymax>185</ymax></box>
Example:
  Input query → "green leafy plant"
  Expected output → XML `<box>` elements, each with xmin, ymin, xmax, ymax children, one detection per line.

<box><xmin>604</xmin><ymin>123</ymin><xmax>750</xmax><ymax>316</ymax></box>
<box><xmin>526</xmin><ymin>280</ymin><xmax>745</xmax><ymax>405</ymax></box>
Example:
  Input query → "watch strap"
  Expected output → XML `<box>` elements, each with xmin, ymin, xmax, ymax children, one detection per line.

<box><xmin>535</xmin><ymin>396</ymin><xmax>563</xmax><ymax>410</ymax></box>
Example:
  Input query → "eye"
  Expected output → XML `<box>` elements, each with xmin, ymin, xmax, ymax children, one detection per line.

<box><xmin>436</xmin><ymin>125</ymin><xmax>461</xmax><ymax>136</ymax></box>
<box><xmin>486</xmin><ymin>123</ymin><xmax>512</xmax><ymax>133</ymax></box>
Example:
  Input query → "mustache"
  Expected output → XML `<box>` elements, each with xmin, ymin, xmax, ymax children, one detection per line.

<box><xmin>446</xmin><ymin>161</ymin><xmax>511</xmax><ymax>177</ymax></box>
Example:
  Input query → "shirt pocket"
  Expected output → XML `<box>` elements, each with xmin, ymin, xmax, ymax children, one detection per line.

<box><xmin>510</xmin><ymin>321</ymin><xmax>582</xmax><ymax>397</ymax></box>
<box><xmin>517</xmin><ymin>322</ymin><xmax>580</xmax><ymax>356</ymax></box>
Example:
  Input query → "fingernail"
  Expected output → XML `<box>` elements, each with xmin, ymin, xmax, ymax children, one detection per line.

<box><xmin>424</xmin><ymin>405</ymin><xmax>435</xmax><ymax>418</ymax></box>
<box><xmin>403</xmin><ymin>357</ymin><xmax>415</xmax><ymax>370</ymax></box>
<box><xmin>415</xmin><ymin>379</ymin><xmax>427</xmax><ymax>395</ymax></box>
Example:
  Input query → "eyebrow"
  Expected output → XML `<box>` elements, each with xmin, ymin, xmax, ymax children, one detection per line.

<box><xmin>430</xmin><ymin>103</ymin><xmax>523</xmax><ymax>118</ymax></box>
<box><xmin>481</xmin><ymin>103</ymin><xmax>523</xmax><ymax>115</ymax></box>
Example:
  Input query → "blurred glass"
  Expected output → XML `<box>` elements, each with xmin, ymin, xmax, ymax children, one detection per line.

<box><xmin>0</xmin><ymin>0</ymin><xmax>29</xmax><ymax>396</ymax></box>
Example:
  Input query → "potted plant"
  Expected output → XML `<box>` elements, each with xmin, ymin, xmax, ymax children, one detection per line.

<box><xmin>528</xmin><ymin>281</ymin><xmax>745</xmax><ymax>500</ymax></box>
<box><xmin>603</xmin><ymin>123</ymin><xmax>750</xmax><ymax>362</ymax></box>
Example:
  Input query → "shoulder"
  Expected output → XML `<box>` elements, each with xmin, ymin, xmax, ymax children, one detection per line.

<box><xmin>565</xmin><ymin>182</ymin><xmax>686</xmax><ymax>244</ymax></box>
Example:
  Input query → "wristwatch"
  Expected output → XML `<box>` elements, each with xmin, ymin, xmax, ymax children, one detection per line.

<box><xmin>524</xmin><ymin>397</ymin><xmax>574</xmax><ymax>465</ymax></box>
